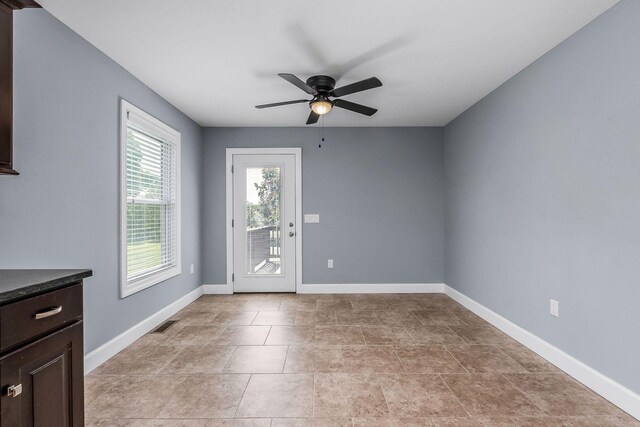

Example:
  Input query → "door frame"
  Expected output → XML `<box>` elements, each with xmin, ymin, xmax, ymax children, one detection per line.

<box><xmin>226</xmin><ymin>147</ymin><xmax>302</xmax><ymax>293</ymax></box>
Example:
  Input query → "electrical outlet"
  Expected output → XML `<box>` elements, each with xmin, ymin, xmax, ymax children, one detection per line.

<box><xmin>550</xmin><ymin>299</ymin><xmax>559</xmax><ymax>317</ymax></box>
<box><xmin>327</xmin><ymin>259</ymin><xmax>334</xmax><ymax>269</ymax></box>
<box><xmin>190</xmin><ymin>264</ymin><xmax>194</xmax><ymax>274</ymax></box>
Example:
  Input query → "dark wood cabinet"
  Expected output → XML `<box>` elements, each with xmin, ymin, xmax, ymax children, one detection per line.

<box><xmin>0</xmin><ymin>0</ymin><xmax>41</xmax><ymax>175</ymax></box>
<box><xmin>1</xmin><ymin>323</ymin><xmax>84</xmax><ymax>426</ymax></box>
<box><xmin>0</xmin><ymin>274</ymin><xmax>87</xmax><ymax>427</ymax></box>
<box><xmin>0</xmin><ymin>2</ymin><xmax>15</xmax><ymax>175</ymax></box>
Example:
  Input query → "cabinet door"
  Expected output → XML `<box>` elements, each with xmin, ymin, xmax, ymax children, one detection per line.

<box><xmin>1</xmin><ymin>322</ymin><xmax>84</xmax><ymax>427</ymax></box>
<box><xmin>0</xmin><ymin>3</ymin><xmax>13</xmax><ymax>172</ymax></box>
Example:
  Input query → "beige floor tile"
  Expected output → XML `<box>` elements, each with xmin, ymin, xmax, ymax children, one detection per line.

<box><xmin>162</xmin><ymin>345</ymin><xmax>236</xmax><ymax>374</ymax></box>
<box><xmin>84</xmin><ymin>375</ymin><xmax>120</xmax><ymax>406</ymax></box>
<box><xmin>361</xmin><ymin>326</ymin><xmax>416</xmax><ymax>345</ymax></box>
<box><xmin>279</xmin><ymin>300</ymin><xmax>318</xmax><ymax>312</ymax></box>
<box><xmin>336</xmin><ymin>310</ymin><xmax>380</xmax><ymax>325</ymax></box>
<box><xmin>86</xmin><ymin>375</ymin><xmax>184</xmax><ymax>419</ymax></box>
<box><xmin>430</xmin><ymin>416</ymin><xmax>516</xmax><ymax>426</ymax></box>
<box><xmin>284</xmin><ymin>345</ymin><xmax>345</xmax><ymax>373</ymax></box>
<box><xmin>349</xmin><ymin>296</ymin><xmax>395</xmax><ymax>311</ymax></box>
<box><xmin>445</xmin><ymin>345</ymin><xmax>528</xmax><ymax>373</ymax></box>
<box><xmin>86</xmin><ymin>420</ymin><xmax>212</xmax><ymax>427</ymax></box>
<box><xmin>214</xmin><ymin>326</ymin><xmax>271</xmax><ymax>345</ymax></box>
<box><xmin>441</xmin><ymin>373</ymin><xmax>542</xmax><ymax>417</ymax></box>
<box><xmin>342</xmin><ymin>346</ymin><xmax>405</xmax><ymax>373</ymax></box>
<box><xmin>235</xmin><ymin>374</ymin><xmax>314</xmax><ymax>418</ymax></box>
<box><xmin>169</xmin><ymin>325</ymin><xmax>227</xmax><ymax>346</ymax></box>
<box><xmin>511</xmin><ymin>415</ymin><xmax>640</xmax><ymax>426</ymax></box>
<box><xmin>265</xmin><ymin>326</ymin><xmax>315</xmax><ymax>345</ymax></box>
<box><xmin>498</xmin><ymin>344</ymin><xmax>560</xmax><ymax>373</ymax></box>
<box><xmin>377</xmin><ymin>374</ymin><xmax>467</xmax><ymax>417</ymax></box>
<box><xmin>215</xmin><ymin>301</ymin><xmax>281</xmax><ymax>312</ymax></box>
<box><xmin>252</xmin><ymin>311</ymin><xmax>296</xmax><ymax>325</ymax></box>
<box><xmin>413</xmin><ymin>310</ymin><xmax>466</xmax><ymax>326</ymax></box>
<box><xmin>209</xmin><ymin>420</ymin><xmax>273</xmax><ymax>427</ymax></box>
<box><xmin>353</xmin><ymin>418</ymin><xmax>434</xmax><ymax>426</ymax></box>
<box><xmin>93</xmin><ymin>342</ymin><xmax>180</xmax><ymax>375</ymax></box>
<box><xmin>503</xmin><ymin>373</ymin><xmax>622</xmax><ymax>416</ymax></box>
<box><xmin>408</xmin><ymin>326</ymin><xmax>465</xmax><ymax>345</ymax></box>
<box><xmin>349</xmin><ymin>301</ymin><xmax>393</xmax><ymax>311</ymax></box>
<box><xmin>315</xmin><ymin>326</ymin><xmax>365</xmax><ymax>345</ymax></box>
<box><xmin>293</xmin><ymin>311</ymin><xmax>318</xmax><ymax>325</ymax></box>
<box><xmin>314</xmin><ymin>311</ymin><xmax>338</xmax><ymax>325</ymax></box>
<box><xmin>375</xmin><ymin>310</ymin><xmax>423</xmax><ymax>326</ymax></box>
<box><xmin>171</xmin><ymin>310</ymin><xmax>221</xmax><ymax>326</ymax></box>
<box><xmin>84</xmin><ymin>293</ymin><xmax>636</xmax><ymax>426</ymax></box>
<box><xmin>157</xmin><ymin>374</ymin><xmax>250</xmax><ymax>418</ymax></box>
<box><xmin>271</xmin><ymin>418</ymin><xmax>353</xmax><ymax>426</ymax></box>
<box><xmin>395</xmin><ymin>346</ymin><xmax>467</xmax><ymax>374</ymax></box>
<box><xmin>448</xmin><ymin>324</ymin><xmax>513</xmax><ymax>345</ymax></box>
<box><xmin>316</xmin><ymin>299</ymin><xmax>353</xmax><ymax>310</ymax></box>
<box><xmin>213</xmin><ymin>311</ymin><xmax>259</xmax><ymax>325</ymax></box>
<box><xmin>223</xmin><ymin>345</ymin><xmax>288</xmax><ymax>373</ymax></box>
<box><xmin>313</xmin><ymin>373</ymin><xmax>389</xmax><ymax>418</ymax></box>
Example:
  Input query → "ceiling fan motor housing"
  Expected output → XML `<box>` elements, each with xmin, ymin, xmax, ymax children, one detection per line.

<box><xmin>306</xmin><ymin>75</ymin><xmax>336</xmax><ymax>93</ymax></box>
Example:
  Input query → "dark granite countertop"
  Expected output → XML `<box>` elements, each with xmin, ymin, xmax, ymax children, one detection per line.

<box><xmin>0</xmin><ymin>269</ymin><xmax>93</xmax><ymax>306</ymax></box>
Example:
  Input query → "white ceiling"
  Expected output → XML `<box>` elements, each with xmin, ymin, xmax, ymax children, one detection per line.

<box><xmin>38</xmin><ymin>0</ymin><xmax>619</xmax><ymax>127</ymax></box>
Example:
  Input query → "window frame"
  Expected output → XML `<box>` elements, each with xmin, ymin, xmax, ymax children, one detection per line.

<box><xmin>120</xmin><ymin>99</ymin><xmax>181</xmax><ymax>298</ymax></box>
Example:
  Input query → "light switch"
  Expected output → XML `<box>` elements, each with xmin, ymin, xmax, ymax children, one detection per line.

<box><xmin>304</xmin><ymin>214</ymin><xmax>320</xmax><ymax>223</ymax></box>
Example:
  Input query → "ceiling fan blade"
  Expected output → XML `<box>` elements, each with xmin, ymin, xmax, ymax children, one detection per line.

<box><xmin>278</xmin><ymin>73</ymin><xmax>317</xmax><ymax>95</ymax></box>
<box><xmin>331</xmin><ymin>77</ymin><xmax>382</xmax><ymax>98</ymax></box>
<box><xmin>306</xmin><ymin>111</ymin><xmax>320</xmax><ymax>125</ymax></box>
<box><xmin>333</xmin><ymin>99</ymin><xmax>378</xmax><ymax>116</ymax></box>
<box><xmin>255</xmin><ymin>99</ymin><xmax>309</xmax><ymax>109</ymax></box>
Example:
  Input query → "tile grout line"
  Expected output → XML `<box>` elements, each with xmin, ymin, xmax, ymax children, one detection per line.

<box><xmin>443</xmin><ymin>344</ymin><xmax>471</xmax><ymax>374</ymax></box>
<box><xmin>499</xmin><ymin>371</ymin><xmax>547</xmax><ymax>416</ymax></box>
<box><xmin>373</xmin><ymin>372</ymin><xmax>394</xmax><ymax>418</ymax></box>
<box><xmin>439</xmin><ymin>373</ymin><xmax>472</xmax><ymax>418</ymax></box>
<box><xmin>391</xmin><ymin>345</ymin><xmax>409</xmax><ymax>374</ymax></box>
<box><xmin>232</xmin><ymin>374</ymin><xmax>252</xmax><ymax>418</ymax></box>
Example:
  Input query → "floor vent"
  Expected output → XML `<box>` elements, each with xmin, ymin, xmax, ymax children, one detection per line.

<box><xmin>151</xmin><ymin>320</ymin><xmax>178</xmax><ymax>333</ymax></box>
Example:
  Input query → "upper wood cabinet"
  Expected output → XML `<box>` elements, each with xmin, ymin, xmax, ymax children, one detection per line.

<box><xmin>0</xmin><ymin>0</ymin><xmax>40</xmax><ymax>176</ymax></box>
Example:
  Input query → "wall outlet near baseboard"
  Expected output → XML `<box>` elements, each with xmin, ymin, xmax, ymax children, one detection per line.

<box><xmin>327</xmin><ymin>259</ymin><xmax>334</xmax><ymax>269</ymax></box>
<box><xmin>550</xmin><ymin>299</ymin><xmax>559</xmax><ymax>317</ymax></box>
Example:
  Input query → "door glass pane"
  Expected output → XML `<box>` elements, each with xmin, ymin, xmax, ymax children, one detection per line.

<box><xmin>246</xmin><ymin>167</ymin><xmax>282</xmax><ymax>275</ymax></box>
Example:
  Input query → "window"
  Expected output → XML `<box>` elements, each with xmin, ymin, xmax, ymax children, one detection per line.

<box><xmin>120</xmin><ymin>100</ymin><xmax>181</xmax><ymax>297</ymax></box>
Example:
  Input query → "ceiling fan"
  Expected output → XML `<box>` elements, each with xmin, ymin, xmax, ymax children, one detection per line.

<box><xmin>256</xmin><ymin>73</ymin><xmax>382</xmax><ymax>124</ymax></box>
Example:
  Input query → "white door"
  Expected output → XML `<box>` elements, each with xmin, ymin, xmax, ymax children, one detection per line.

<box><xmin>232</xmin><ymin>154</ymin><xmax>297</xmax><ymax>292</ymax></box>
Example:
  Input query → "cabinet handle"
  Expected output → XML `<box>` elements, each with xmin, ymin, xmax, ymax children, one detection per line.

<box><xmin>7</xmin><ymin>384</ymin><xmax>22</xmax><ymax>398</ymax></box>
<box><xmin>34</xmin><ymin>305</ymin><xmax>63</xmax><ymax>320</ymax></box>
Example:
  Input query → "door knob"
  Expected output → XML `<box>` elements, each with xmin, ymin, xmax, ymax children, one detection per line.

<box><xmin>289</xmin><ymin>222</ymin><xmax>294</xmax><ymax>227</ymax></box>
<box><xmin>289</xmin><ymin>232</ymin><xmax>295</xmax><ymax>237</ymax></box>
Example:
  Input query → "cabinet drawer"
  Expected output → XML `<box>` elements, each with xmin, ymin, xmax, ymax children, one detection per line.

<box><xmin>0</xmin><ymin>284</ymin><xmax>82</xmax><ymax>352</ymax></box>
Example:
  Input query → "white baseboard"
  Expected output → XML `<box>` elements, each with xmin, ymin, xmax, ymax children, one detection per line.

<box><xmin>83</xmin><ymin>286</ymin><xmax>203</xmax><ymax>374</ymax></box>
<box><xmin>203</xmin><ymin>283</ymin><xmax>233</xmax><ymax>294</ymax></box>
<box><xmin>299</xmin><ymin>283</ymin><xmax>445</xmax><ymax>294</ymax></box>
<box><xmin>444</xmin><ymin>285</ymin><xmax>640</xmax><ymax>421</ymax></box>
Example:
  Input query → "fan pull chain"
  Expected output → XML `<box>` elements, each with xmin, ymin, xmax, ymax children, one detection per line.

<box><xmin>319</xmin><ymin>115</ymin><xmax>325</xmax><ymax>148</ymax></box>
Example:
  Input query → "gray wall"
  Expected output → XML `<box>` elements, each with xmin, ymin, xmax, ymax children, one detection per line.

<box><xmin>0</xmin><ymin>10</ymin><xmax>203</xmax><ymax>353</ymax></box>
<box><xmin>444</xmin><ymin>0</ymin><xmax>640</xmax><ymax>394</ymax></box>
<box><xmin>202</xmin><ymin>127</ymin><xmax>444</xmax><ymax>285</ymax></box>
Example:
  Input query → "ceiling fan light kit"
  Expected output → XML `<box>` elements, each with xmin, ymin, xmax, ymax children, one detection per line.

<box><xmin>256</xmin><ymin>73</ymin><xmax>382</xmax><ymax>124</ymax></box>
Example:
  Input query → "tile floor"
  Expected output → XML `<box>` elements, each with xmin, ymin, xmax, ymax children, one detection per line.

<box><xmin>85</xmin><ymin>293</ymin><xmax>638</xmax><ymax>426</ymax></box>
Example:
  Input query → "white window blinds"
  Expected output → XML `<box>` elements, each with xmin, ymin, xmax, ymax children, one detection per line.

<box><xmin>120</xmin><ymin>101</ymin><xmax>181</xmax><ymax>297</ymax></box>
